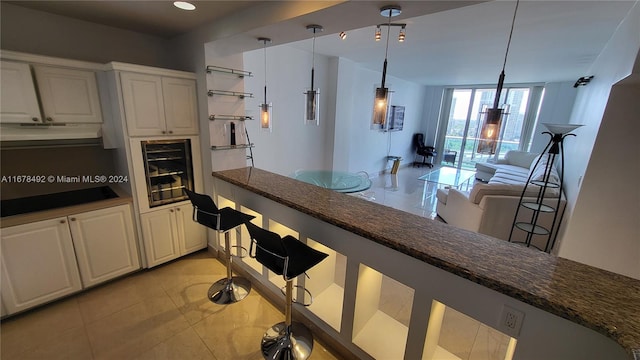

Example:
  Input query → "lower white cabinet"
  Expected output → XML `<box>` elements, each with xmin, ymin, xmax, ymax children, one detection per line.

<box><xmin>0</xmin><ymin>204</ymin><xmax>139</xmax><ymax>315</ymax></box>
<box><xmin>68</xmin><ymin>205</ymin><xmax>140</xmax><ymax>287</ymax></box>
<box><xmin>140</xmin><ymin>203</ymin><xmax>206</xmax><ymax>268</ymax></box>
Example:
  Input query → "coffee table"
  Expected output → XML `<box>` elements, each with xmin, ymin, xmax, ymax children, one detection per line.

<box><xmin>418</xmin><ymin>167</ymin><xmax>476</xmax><ymax>190</ymax></box>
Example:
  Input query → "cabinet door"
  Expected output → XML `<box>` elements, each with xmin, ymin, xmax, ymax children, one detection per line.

<box><xmin>140</xmin><ymin>208</ymin><xmax>180</xmax><ymax>267</ymax></box>
<box><xmin>0</xmin><ymin>218</ymin><xmax>82</xmax><ymax>314</ymax></box>
<box><xmin>120</xmin><ymin>72</ymin><xmax>166</xmax><ymax>136</ymax></box>
<box><xmin>162</xmin><ymin>77</ymin><xmax>199</xmax><ymax>135</ymax></box>
<box><xmin>33</xmin><ymin>65</ymin><xmax>102</xmax><ymax>124</ymax></box>
<box><xmin>0</xmin><ymin>61</ymin><xmax>42</xmax><ymax>124</ymax></box>
<box><xmin>68</xmin><ymin>204</ymin><xmax>140</xmax><ymax>288</ymax></box>
<box><xmin>174</xmin><ymin>203</ymin><xmax>207</xmax><ymax>255</ymax></box>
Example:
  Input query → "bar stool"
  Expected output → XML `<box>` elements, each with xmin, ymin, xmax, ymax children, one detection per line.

<box><xmin>244</xmin><ymin>220</ymin><xmax>328</xmax><ymax>360</ymax></box>
<box><xmin>184</xmin><ymin>189</ymin><xmax>255</xmax><ymax>304</ymax></box>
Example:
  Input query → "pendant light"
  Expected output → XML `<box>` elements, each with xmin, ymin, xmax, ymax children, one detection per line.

<box><xmin>304</xmin><ymin>24</ymin><xmax>323</xmax><ymax>125</ymax></box>
<box><xmin>258</xmin><ymin>37</ymin><xmax>272</xmax><ymax>132</ymax></box>
<box><xmin>477</xmin><ymin>0</ymin><xmax>520</xmax><ymax>155</ymax></box>
<box><xmin>371</xmin><ymin>5</ymin><xmax>402</xmax><ymax>130</ymax></box>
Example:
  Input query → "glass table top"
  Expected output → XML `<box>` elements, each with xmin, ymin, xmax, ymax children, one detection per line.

<box><xmin>418</xmin><ymin>167</ymin><xmax>476</xmax><ymax>188</ymax></box>
<box><xmin>292</xmin><ymin>170</ymin><xmax>372</xmax><ymax>193</ymax></box>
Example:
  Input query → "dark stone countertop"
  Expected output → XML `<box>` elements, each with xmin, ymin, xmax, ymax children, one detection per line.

<box><xmin>212</xmin><ymin>166</ymin><xmax>640</xmax><ymax>358</ymax></box>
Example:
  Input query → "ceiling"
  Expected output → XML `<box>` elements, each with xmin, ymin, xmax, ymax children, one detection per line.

<box><xmin>5</xmin><ymin>1</ymin><xmax>636</xmax><ymax>86</ymax></box>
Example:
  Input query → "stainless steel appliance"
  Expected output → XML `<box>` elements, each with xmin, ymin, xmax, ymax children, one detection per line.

<box><xmin>140</xmin><ymin>139</ymin><xmax>194</xmax><ymax>208</ymax></box>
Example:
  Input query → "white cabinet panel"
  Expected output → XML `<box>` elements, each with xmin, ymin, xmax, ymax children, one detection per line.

<box><xmin>33</xmin><ymin>65</ymin><xmax>102</xmax><ymax>124</ymax></box>
<box><xmin>175</xmin><ymin>203</ymin><xmax>207</xmax><ymax>255</ymax></box>
<box><xmin>140</xmin><ymin>203</ymin><xmax>206</xmax><ymax>268</ymax></box>
<box><xmin>0</xmin><ymin>61</ymin><xmax>41</xmax><ymax>123</ymax></box>
<box><xmin>140</xmin><ymin>208</ymin><xmax>180</xmax><ymax>267</ymax></box>
<box><xmin>120</xmin><ymin>72</ymin><xmax>166</xmax><ymax>136</ymax></box>
<box><xmin>68</xmin><ymin>204</ymin><xmax>140</xmax><ymax>287</ymax></box>
<box><xmin>0</xmin><ymin>218</ymin><xmax>82</xmax><ymax>314</ymax></box>
<box><xmin>162</xmin><ymin>77</ymin><xmax>198</xmax><ymax>135</ymax></box>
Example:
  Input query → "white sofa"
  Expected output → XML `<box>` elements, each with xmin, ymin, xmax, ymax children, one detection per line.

<box><xmin>436</xmin><ymin>151</ymin><xmax>566</xmax><ymax>248</ymax></box>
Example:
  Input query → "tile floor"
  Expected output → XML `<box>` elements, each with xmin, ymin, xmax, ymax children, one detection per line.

<box><xmin>0</xmin><ymin>164</ymin><xmax>458</xmax><ymax>360</ymax></box>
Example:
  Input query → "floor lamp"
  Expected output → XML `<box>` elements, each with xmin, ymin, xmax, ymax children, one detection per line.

<box><xmin>509</xmin><ymin>123</ymin><xmax>582</xmax><ymax>252</ymax></box>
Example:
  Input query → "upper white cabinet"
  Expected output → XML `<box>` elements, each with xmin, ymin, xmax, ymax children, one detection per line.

<box><xmin>0</xmin><ymin>61</ymin><xmax>41</xmax><ymax>123</ymax></box>
<box><xmin>120</xmin><ymin>72</ymin><xmax>198</xmax><ymax>137</ymax></box>
<box><xmin>0</xmin><ymin>60</ymin><xmax>102</xmax><ymax>124</ymax></box>
<box><xmin>33</xmin><ymin>65</ymin><xmax>103</xmax><ymax>124</ymax></box>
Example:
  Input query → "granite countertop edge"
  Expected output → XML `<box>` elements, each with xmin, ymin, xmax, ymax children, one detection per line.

<box><xmin>212</xmin><ymin>167</ymin><xmax>640</xmax><ymax>358</ymax></box>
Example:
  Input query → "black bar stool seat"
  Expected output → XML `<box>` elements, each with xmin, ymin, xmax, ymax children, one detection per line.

<box><xmin>185</xmin><ymin>189</ymin><xmax>255</xmax><ymax>304</ymax></box>
<box><xmin>245</xmin><ymin>220</ymin><xmax>328</xmax><ymax>360</ymax></box>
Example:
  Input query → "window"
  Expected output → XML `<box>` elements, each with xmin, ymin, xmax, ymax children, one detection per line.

<box><xmin>435</xmin><ymin>85</ymin><xmax>544</xmax><ymax>170</ymax></box>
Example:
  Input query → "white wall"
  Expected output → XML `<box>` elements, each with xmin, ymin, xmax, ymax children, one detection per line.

<box><xmin>243</xmin><ymin>44</ymin><xmax>333</xmax><ymax>176</ymax></box>
<box><xmin>529</xmin><ymin>81</ymin><xmax>577</xmax><ymax>153</ymax></box>
<box><xmin>557</xmin><ymin>2</ymin><xmax>640</xmax><ymax>279</ymax></box>
<box><xmin>334</xmin><ymin>58</ymin><xmax>426</xmax><ymax>175</ymax></box>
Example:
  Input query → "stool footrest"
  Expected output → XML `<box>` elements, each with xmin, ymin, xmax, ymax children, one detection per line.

<box><xmin>280</xmin><ymin>285</ymin><xmax>314</xmax><ymax>307</ymax></box>
<box><xmin>229</xmin><ymin>245</ymin><xmax>249</xmax><ymax>259</ymax></box>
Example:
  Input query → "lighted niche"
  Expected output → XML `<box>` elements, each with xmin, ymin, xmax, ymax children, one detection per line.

<box><xmin>353</xmin><ymin>264</ymin><xmax>414</xmax><ymax>359</ymax></box>
<box><xmin>305</xmin><ymin>239</ymin><xmax>346</xmax><ymax>331</ymax></box>
<box><xmin>239</xmin><ymin>206</ymin><xmax>263</xmax><ymax>274</ymax></box>
<box><xmin>423</xmin><ymin>301</ymin><xmax>516</xmax><ymax>360</ymax></box>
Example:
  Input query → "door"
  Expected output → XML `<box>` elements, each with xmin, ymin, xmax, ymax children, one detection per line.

<box><xmin>140</xmin><ymin>208</ymin><xmax>180</xmax><ymax>267</ymax></box>
<box><xmin>120</xmin><ymin>72</ymin><xmax>166</xmax><ymax>136</ymax></box>
<box><xmin>33</xmin><ymin>65</ymin><xmax>102</xmax><ymax>124</ymax></box>
<box><xmin>175</xmin><ymin>203</ymin><xmax>207</xmax><ymax>255</ymax></box>
<box><xmin>0</xmin><ymin>218</ymin><xmax>82</xmax><ymax>314</ymax></box>
<box><xmin>162</xmin><ymin>77</ymin><xmax>198</xmax><ymax>135</ymax></box>
<box><xmin>0</xmin><ymin>61</ymin><xmax>42</xmax><ymax>124</ymax></box>
<box><xmin>68</xmin><ymin>205</ymin><xmax>140</xmax><ymax>287</ymax></box>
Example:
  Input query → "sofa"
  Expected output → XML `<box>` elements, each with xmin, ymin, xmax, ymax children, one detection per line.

<box><xmin>436</xmin><ymin>150</ymin><xmax>566</xmax><ymax>247</ymax></box>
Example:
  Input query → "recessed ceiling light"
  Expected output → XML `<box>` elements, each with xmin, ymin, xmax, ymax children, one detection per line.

<box><xmin>173</xmin><ymin>1</ymin><xmax>196</xmax><ymax>11</ymax></box>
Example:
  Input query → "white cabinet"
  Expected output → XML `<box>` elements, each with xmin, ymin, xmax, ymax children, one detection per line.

<box><xmin>139</xmin><ymin>203</ymin><xmax>206</xmax><ymax>267</ymax></box>
<box><xmin>0</xmin><ymin>61</ymin><xmax>41</xmax><ymax>123</ymax></box>
<box><xmin>68</xmin><ymin>205</ymin><xmax>140</xmax><ymax>288</ymax></box>
<box><xmin>0</xmin><ymin>60</ymin><xmax>102</xmax><ymax>124</ymax></box>
<box><xmin>0</xmin><ymin>217</ymin><xmax>82</xmax><ymax>314</ymax></box>
<box><xmin>120</xmin><ymin>72</ymin><xmax>198</xmax><ymax>137</ymax></box>
<box><xmin>33</xmin><ymin>65</ymin><xmax>103</xmax><ymax>124</ymax></box>
<box><xmin>0</xmin><ymin>204</ymin><xmax>140</xmax><ymax>315</ymax></box>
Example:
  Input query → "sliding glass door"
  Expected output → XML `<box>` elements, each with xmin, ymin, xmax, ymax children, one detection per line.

<box><xmin>437</xmin><ymin>86</ymin><xmax>542</xmax><ymax>170</ymax></box>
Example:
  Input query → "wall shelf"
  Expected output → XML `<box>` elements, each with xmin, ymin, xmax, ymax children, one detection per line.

<box><xmin>211</xmin><ymin>143</ymin><xmax>255</xmax><ymax>151</ymax></box>
<box><xmin>205</xmin><ymin>65</ymin><xmax>252</xmax><ymax>78</ymax></box>
<box><xmin>209</xmin><ymin>115</ymin><xmax>253</xmax><ymax>121</ymax></box>
<box><xmin>207</xmin><ymin>90</ymin><xmax>253</xmax><ymax>99</ymax></box>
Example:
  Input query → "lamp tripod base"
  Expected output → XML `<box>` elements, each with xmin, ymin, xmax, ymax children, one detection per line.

<box><xmin>261</xmin><ymin>321</ymin><xmax>314</xmax><ymax>360</ymax></box>
<box><xmin>207</xmin><ymin>277</ymin><xmax>251</xmax><ymax>304</ymax></box>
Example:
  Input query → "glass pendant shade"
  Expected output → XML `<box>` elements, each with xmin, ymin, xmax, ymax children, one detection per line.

<box><xmin>260</xmin><ymin>103</ymin><xmax>272</xmax><ymax>132</ymax></box>
<box><xmin>304</xmin><ymin>89</ymin><xmax>320</xmax><ymax>125</ymax></box>
<box><xmin>477</xmin><ymin>104</ymin><xmax>509</xmax><ymax>155</ymax></box>
<box><xmin>371</xmin><ymin>87</ymin><xmax>390</xmax><ymax>129</ymax></box>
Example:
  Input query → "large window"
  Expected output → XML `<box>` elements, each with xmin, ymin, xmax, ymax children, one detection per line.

<box><xmin>436</xmin><ymin>85</ymin><xmax>543</xmax><ymax>170</ymax></box>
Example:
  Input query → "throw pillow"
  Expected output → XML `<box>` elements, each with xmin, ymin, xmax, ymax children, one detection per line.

<box><xmin>529</xmin><ymin>154</ymin><xmax>560</xmax><ymax>184</ymax></box>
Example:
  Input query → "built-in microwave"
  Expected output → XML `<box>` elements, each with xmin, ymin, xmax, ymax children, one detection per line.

<box><xmin>129</xmin><ymin>135</ymin><xmax>203</xmax><ymax>213</ymax></box>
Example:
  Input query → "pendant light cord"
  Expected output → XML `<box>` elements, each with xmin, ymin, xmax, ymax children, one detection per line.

<box><xmin>501</xmin><ymin>0</ymin><xmax>519</xmax><ymax>73</ymax></box>
<box><xmin>381</xmin><ymin>11</ymin><xmax>392</xmax><ymax>88</ymax></box>
<box><xmin>263</xmin><ymin>40</ymin><xmax>267</xmax><ymax>104</ymax></box>
<box><xmin>311</xmin><ymin>29</ymin><xmax>316</xmax><ymax>91</ymax></box>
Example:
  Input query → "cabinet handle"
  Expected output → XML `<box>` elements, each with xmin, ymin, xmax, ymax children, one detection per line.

<box><xmin>60</xmin><ymin>219</ymin><xmax>66</xmax><ymax>224</ymax></box>
<box><xmin>168</xmin><ymin>130</ymin><xmax>173</xmax><ymax>134</ymax></box>
<box><xmin>170</xmin><ymin>209</ymin><xmax>174</xmax><ymax>212</ymax></box>
<box><xmin>176</xmin><ymin>208</ymin><xmax>180</xmax><ymax>211</ymax></box>
<box><xmin>161</xmin><ymin>130</ymin><xmax>167</xmax><ymax>134</ymax></box>
<box><xmin>32</xmin><ymin>117</ymin><xmax>39</xmax><ymax>122</ymax></box>
<box><xmin>70</xmin><ymin>217</ymin><xmax>76</xmax><ymax>221</ymax></box>
<box><xmin>46</xmin><ymin>117</ymin><xmax>53</xmax><ymax>122</ymax></box>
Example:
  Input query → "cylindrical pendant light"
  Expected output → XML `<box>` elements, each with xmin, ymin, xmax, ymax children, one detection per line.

<box><xmin>304</xmin><ymin>24</ymin><xmax>323</xmax><ymax>126</ymax></box>
<box><xmin>477</xmin><ymin>0</ymin><xmax>520</xmax><ymax>154</ymax></box>
<box><xmin>258</xmin><ymin>37</ymin><xmax>272</xmax><ymax>132</ymax></box>
<box><xmin>371</xmin><ymin>5</ymin><xmax>401</xmax><ymax>130</ymax></box>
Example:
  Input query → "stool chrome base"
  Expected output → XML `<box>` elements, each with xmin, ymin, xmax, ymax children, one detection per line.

<box><xmin>261</xmin><ymin>321</ymin><xmax>313</xmax><ymax>360</ymax></box>
<box><xmin>207</xmin><ymin>276</ymin><xmax>251</xmax><ymax>304</ymax></box>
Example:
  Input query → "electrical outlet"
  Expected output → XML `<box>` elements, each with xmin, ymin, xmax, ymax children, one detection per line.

<box><xmin>498</xmin><ymin>305</ymin><xmax>525</xmax><ymax>337</ymax></box>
